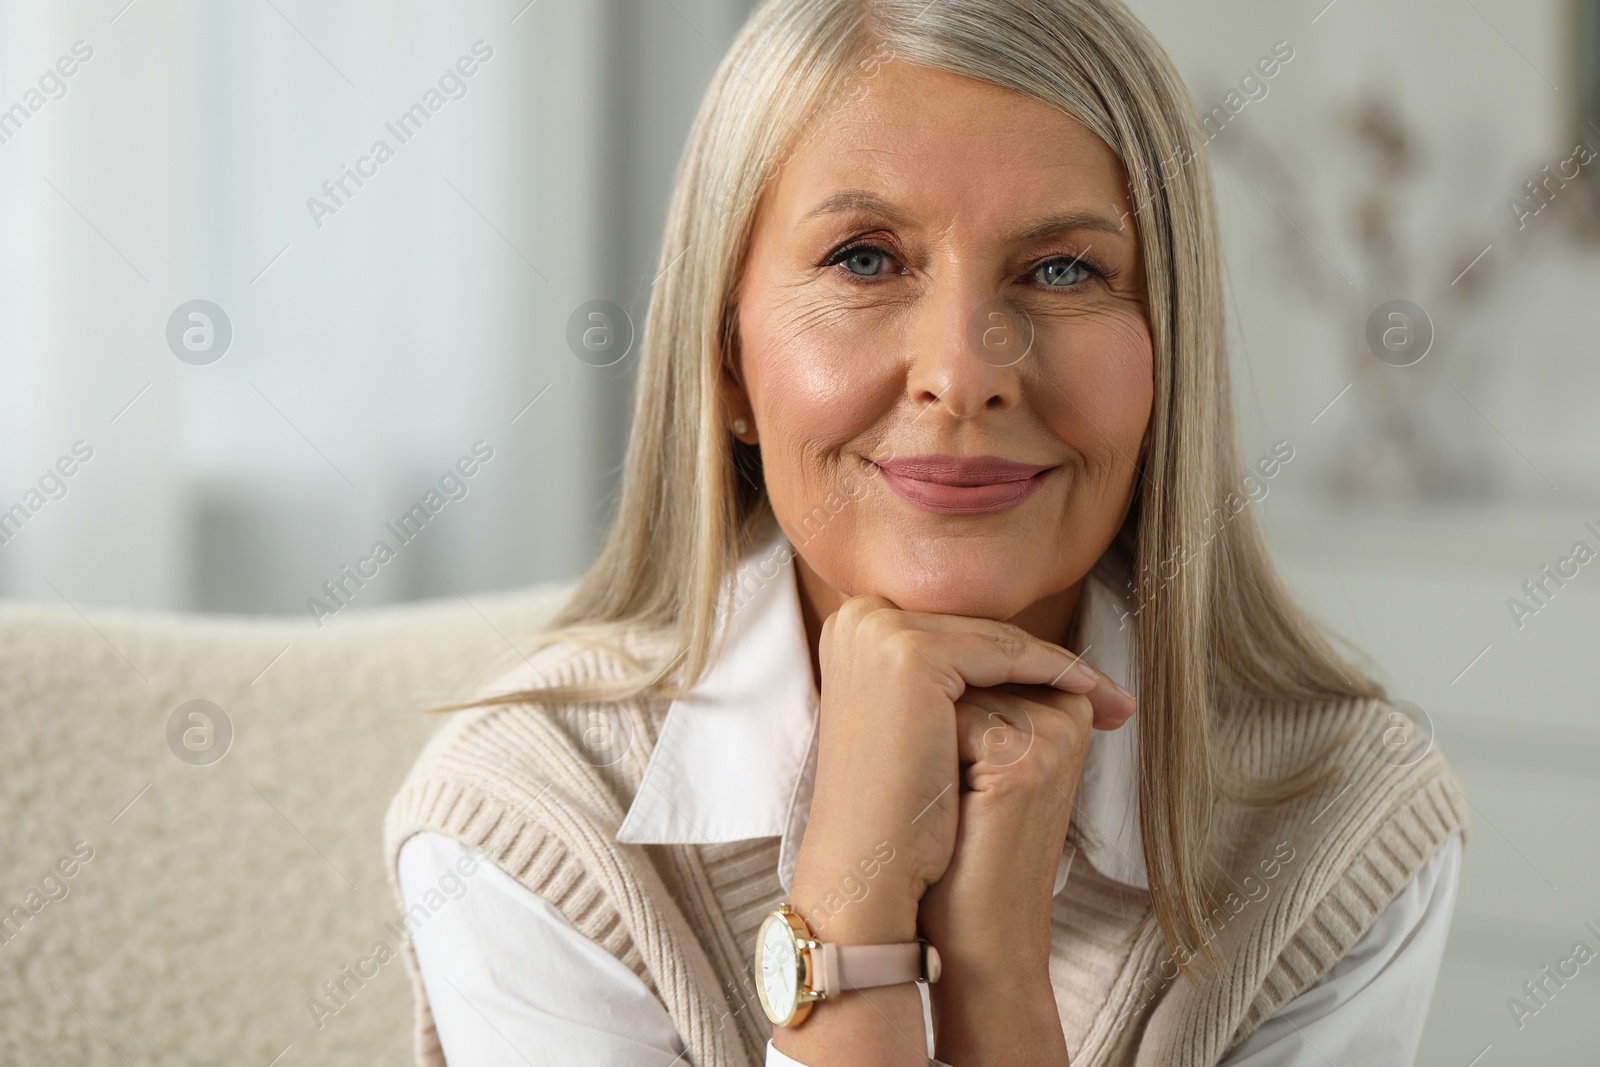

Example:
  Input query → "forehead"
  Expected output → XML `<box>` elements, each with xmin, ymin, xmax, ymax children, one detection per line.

<box><xmin>769</xmin><ymin>58</ymin><xmax>1131</xmax><ymax>222</ymax></box>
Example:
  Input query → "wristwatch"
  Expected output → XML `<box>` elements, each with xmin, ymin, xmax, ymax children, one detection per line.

<box><xmin>753</xmin><ymin>902</ymin><xmax>942</xmax><ymax>1027</ymax></box>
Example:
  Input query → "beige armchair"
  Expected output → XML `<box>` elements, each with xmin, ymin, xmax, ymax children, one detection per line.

<box><xmin>0</xmin><ymin>583</ymin><xmax>576</xmax><ymax>1066</ymax></box>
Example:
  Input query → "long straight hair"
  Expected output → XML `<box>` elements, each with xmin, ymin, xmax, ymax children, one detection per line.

<box><xmin>435</xmin><ymin>0</ymin><xmax>1382</xmax><ymax>975</ymax></box>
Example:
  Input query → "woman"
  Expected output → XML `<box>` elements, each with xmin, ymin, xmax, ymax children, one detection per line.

<box><xmin>385</xmin><ymin>1</ymin><xmax>1470</xmax><ymax>1063</ymax></box>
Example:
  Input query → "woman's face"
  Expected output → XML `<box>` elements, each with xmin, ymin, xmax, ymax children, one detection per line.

<box><xmin>726</xmin><ymin>59</ymin><xmax>1153</xmax><ymax>628</ymax></box>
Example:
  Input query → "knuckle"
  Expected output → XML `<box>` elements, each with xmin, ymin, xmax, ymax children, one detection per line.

<box><xmin>987</xmin><ymin>622</ymin><xmax>1031</xmax><ymax>660</ymax></box>
<box><xmin>883</xmin><ymin>632</ymin><xmax>928</xmax><ymax>675</ymax></box>
<box><xmin>1037</xmin><ymin>730</ymin><xmax>1086</xmax><ymax>776</ymax></box>
<box><xmin>982</xmin><ymin>718</ymin><xmax>1026</xmax><ymax>758</ymax></box>
<box><xmin>844</xmin><ymin>595</ymin><xmax>893</xmax><ymax>633</ymax></box>
<box><xmin>993</xmin><ymin>751</ymin><xmax>1049</xmax><ymax>793</ymax></box>
<box><xmin>835</xmin><ymin>596</ymin><xmax>874</xmax><ymax>629</ymax></box>
<box><xmin>1037</xmin><ymin>708</ymin><xmax>1088</xmax><ymax>754</ymax></box>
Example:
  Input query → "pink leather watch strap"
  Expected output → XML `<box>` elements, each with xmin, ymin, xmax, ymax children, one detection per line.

<box><xmin>811</xmin><ymin>940</ymin><xmax>941</xmax><ymax>997</ymax></box>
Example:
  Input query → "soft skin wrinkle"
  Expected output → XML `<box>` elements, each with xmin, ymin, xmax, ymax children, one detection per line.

<box><xmin>724</xmin><ymin>55</ymin><xmax>1154</xmax><ymax>653</ymax></box>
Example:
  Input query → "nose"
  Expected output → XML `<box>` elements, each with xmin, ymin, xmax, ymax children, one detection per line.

<box><xmin>904</xmin><ymin>284</ymin><xmax>1023</xmax><ymax>419</ymax></box>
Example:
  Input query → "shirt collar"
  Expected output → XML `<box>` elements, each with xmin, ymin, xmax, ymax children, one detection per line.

<box><xmin>615</xmin><ymin>513</ymin><xmax>1148</xmax><ymax>894</ymax></box>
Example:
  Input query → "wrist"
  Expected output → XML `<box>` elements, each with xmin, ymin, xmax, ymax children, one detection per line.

<box><xmin>934</xmin><ymin>968</ymin><xmax>1063</xmax><ymax>1064</ymax></box>
<box><xmin>789</xmin><ymin>839</ymin><xmax>922</xmax><ymax>944</ymax></box>
<box><xmin>926</xmin><ymin>937</ymin><xmax>1054</xmax><ymax>1024</ymax></box>
<box><xmin>789</xmin><ymin>873</ymin><xmax>920</xmax><ymax>944</ymax></box>
<box><xmin>929</xmin><ymin>922</ymin><xmax>1053</xmax><ymax>1027</ymax></box>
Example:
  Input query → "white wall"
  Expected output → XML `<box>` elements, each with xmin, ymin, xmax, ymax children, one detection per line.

<box><xmin>1129</xmin><ymin>0</ymin><xmax>1600</xmax><ymax>502</ymax></box>
<box><xmin>0</xmin><ymin>0</ymin><xmax>755</xmax><ymax>618</ymax></box>
<box><xmin>1124</xmin><ymin>1</ymin><xmax>1600</xmax><ymax>1061</ymax></box>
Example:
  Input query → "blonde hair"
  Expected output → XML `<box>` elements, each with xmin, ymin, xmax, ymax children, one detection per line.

<box><xmin>435</xmin><ymin>0</ymin><xmax>1382</xmax><ymax>975</ymax></box>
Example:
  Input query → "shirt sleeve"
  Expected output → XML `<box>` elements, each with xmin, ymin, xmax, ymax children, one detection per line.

<box><xmin>1218</xmin><ymin>830</ymin><xmax>1464</xmax><ymax>1066</ymax></box>
<box><xmin>766</xmin><ymin>1040</ymin><xmax>954</xmax><ymax>1066</ymax></box>
<box><xmin>397</xmin><ymin>830</ymin><xmax>690</xmax><ymax>1066</ymax></box>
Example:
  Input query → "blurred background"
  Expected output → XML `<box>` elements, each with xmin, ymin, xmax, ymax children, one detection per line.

<box><xmin>0</xmin><ymin>0</ymin><xmax>1596</xmax><ymax>1063</ymax></box>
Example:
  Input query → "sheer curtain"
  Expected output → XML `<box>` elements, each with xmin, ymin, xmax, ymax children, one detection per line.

<box><xmin>0</xmin><ymin>0</ymin><xmax>755</xmax><ymax>616</ymax></box>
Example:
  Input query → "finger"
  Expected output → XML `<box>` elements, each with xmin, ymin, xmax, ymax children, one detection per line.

<box><xmin>889</xmin><ymin>622</ymin><xmax>1108</xmax><ymax>700</ymax></box>
<box><xmin>838</xmin><ymin>595</ymin><xmax>1136</xmax><ymax>707</ymax></box>
<box><xmin>1090</xmin><ymin>683</ymin><xmax>1136</xmax><ymax>730</ymax></box>
<box><xmin>880</xmin><ymin>607</ymin><xmax>1134</xmax><ymax>701</ymax></box>
<box><xmin>1008</xmin><ymin>635</ymin><xmax>1136</xmax><ymax>725</ymax></box>
<box><xmin>953</xmin><ymin>696</ymin><xmax>1040</xmax><ymax>768</ymax></box>
<box><xmin>1057</xmin><ymin>652</ymin><xmax>1138</xmax><ymax>715</ymax></box>
<box><xmin>992</xmin><ymin>679</ymin><xmax>1135</xmax><ymax>732</ymax></box>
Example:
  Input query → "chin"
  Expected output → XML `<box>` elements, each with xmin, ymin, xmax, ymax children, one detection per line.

<box><xmin>856</xmin><ymin>550</ymin><xmax>1044</xmax><ymax>621</ymax></box>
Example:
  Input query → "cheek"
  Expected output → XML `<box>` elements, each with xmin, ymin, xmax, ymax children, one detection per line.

<box><xmin>754</xmin><ymin>338</ymin><xmax>852</xmax><ymax>434</ymax></box>
<box><xmin>737</xmin><ymin>295</ymin><xmax>901</xmax><ymax>585</ymax></box>
<box><xmin>1037</xmin><ymin>315</ymin><xmax>1153</xmax><ymax>464</ymax></box>
<box><xmin>741</xmin><ymin>296</ymin><xmax>899</xmax><ymax>458</ymax></box>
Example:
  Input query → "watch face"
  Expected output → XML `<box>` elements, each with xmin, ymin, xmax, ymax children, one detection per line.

<box><xmin>755</xmin><ymin>911</ymin><xmax>802</xmax><ymax>1025</ymax></box>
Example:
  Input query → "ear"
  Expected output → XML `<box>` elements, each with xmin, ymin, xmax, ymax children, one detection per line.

<box><xmin>718</xmin><ymin>310</ymin><xmax>758</xmax><ymax>445</ymax></box>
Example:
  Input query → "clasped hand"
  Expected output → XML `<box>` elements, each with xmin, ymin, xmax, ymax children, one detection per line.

<box><xmin>780</xmin><ymin>594</ymin><xmax>1137</xmax><ymax>1064</ymax></box>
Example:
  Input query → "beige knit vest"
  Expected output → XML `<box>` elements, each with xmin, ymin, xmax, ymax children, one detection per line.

<box><xmin>384</xmin><ymin>629</ymin><xmax>1471</xmax><ymax>1066</ymax></box>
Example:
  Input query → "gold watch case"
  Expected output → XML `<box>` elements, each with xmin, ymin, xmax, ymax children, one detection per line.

<box><xmin>754</xmin><ymin>903</ymin><xmax>826</xmax><ymax>1027</ymax></box>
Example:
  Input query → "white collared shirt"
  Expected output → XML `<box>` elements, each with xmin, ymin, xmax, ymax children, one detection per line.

<box><xmin>399</xmin><ymin>517</ymin><xmax>1461</xmax><ymax>1065</ymax></box>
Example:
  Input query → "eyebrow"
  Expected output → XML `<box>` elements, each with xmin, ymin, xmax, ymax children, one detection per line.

<box><xmin>801</xmin><ymin>189</ymin><xmax>1131</xmax><ymax>242</ymax></box>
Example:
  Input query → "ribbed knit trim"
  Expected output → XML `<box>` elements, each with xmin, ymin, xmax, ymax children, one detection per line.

<box><xmin>1133</xmin><ymin>697</ymin><xmax>1473</xmax><ymax>1065</ymax></box>
<box><xmin>384</xmin><ymin>636</ymin><xmax>1471</xmax><ymax>1067</ymax></box>
<box><xmin>384</xmin><ymin>628</ymin><xmax>760</xmax><ymax>1067</ymax></box>
<box><xmin>385</xmin><ymin>775</ymin><xmax>750</xmax><ymax>1065</ymax></box>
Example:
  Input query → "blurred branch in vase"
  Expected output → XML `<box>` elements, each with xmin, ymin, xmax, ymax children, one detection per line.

<box><xmin>1212</xmin><ymin>80</ymin><xmax>1567</xmax><ymax>504</ymax></box>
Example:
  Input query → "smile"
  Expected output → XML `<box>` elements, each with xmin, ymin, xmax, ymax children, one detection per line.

<box><xmin>871</xmin><ymin>454</ymin><xmax>1056</xmax><ymax>515</ymax></box>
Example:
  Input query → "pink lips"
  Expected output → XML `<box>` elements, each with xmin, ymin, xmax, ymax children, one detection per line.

<box><xmin>873</xmin><ymin>454</ymin><xmax>1056</xmax><ymax>515</ymax></box>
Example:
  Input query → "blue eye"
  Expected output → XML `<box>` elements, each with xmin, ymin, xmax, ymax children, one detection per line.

<box><xmin>823</xmin><ymin>242</ymin><xmax>1112</xmax><ymax>290</ymax></box>
<box><xmin>829</xmin><ymin>243</ymin><xmax>894</xmax><ymax>277</ymax></box>
<box><xmin>1035</xmin><ymin>256</ymin><xmax>1096</xmax><ymax>288</ymax></box>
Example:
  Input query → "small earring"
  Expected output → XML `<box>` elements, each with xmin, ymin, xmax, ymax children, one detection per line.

<box><xmin>732</xmin><ymin>417</ymin><xmax>749</xmax><ymax>435</ymax></box>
